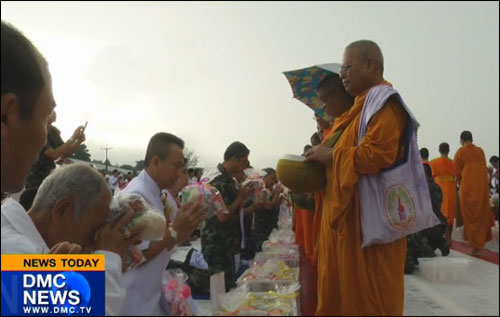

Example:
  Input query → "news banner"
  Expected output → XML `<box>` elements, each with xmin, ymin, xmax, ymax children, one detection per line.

<box><xmin>1</xmin><ymin>254</ymin><xmax>105</xmax><ymax>316</ymax></box>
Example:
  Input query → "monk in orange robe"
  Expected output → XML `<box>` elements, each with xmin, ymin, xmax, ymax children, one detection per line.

<box><xmin>430</xmin><ymin>142</ymin><xmax>457</xmax><ymax>243</ymax></box>
<box><xmin>306</xmin><ymin>40</ymin><xmax>407</xmax><ymax>316</ymax></box>
<box><xmin>454</xmin><ymin>131</ymin><xmax>493</xmax><ymax>255</ymax></box>
<box><xmin>311</xmin><ymin>77</ymin><xmax>353</xmax><ymax>267</ymax></box>
<box><xmin>294</xmin><ymin>145</ymin><xmax>314</xmax><ymax>253</ymax></box>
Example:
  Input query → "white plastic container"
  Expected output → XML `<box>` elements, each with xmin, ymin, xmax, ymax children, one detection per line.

<box><xmin>236</xmin><ymin>268</ymin><xmax>300</xmax><ymax>292</ymax></box>
<box><xmin>214</xmin><ymin>291</ymin><xmax>300</xmax><ymax>316</ymax></box>
<box><xmin>254</xmin><ymin>251</ymin><xmax>300</xmax><ymax>268</ymax></box>
<box><xmin>418</xmin><ymin>257</ymin><xmax>471</xmax><ymax>283</ymax></box>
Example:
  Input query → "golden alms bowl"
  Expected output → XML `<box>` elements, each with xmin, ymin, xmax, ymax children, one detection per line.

<box><xmin>276</xmin><ymin>154</ymin><xmax>326</xmax><ymax>193</ymax></box>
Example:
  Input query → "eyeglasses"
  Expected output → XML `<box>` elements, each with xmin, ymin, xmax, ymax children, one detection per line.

<box><xmin>340</xmin><ymin>61</ymin><xmax>359</xmax><ymax>74</ymax></box>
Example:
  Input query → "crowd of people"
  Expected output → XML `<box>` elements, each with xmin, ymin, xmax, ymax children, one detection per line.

<box><xmin>1</xmin><ymin>20</ymin><xmax>498</xmax><ymax>317</ymax></box>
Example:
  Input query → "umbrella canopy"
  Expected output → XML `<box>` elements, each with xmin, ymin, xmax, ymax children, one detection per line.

<box><xmin>283</xmin><ymin>63</ymin><xmax>341</xmax><ymax>122</ymax></box>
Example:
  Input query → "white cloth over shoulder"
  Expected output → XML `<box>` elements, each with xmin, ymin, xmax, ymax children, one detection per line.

<box><xmin>1</xmin><ymin>198</ymin><xmax>125</xmax><ymax>316</ymax></box>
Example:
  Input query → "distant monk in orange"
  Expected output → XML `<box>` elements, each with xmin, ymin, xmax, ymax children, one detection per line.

<box><xmin>430</xmin><ymin>142</ymin><xmax>457</xmax><ymax>243</ymax></box>
<box><xmin>306</xmin><ymin>40</ymin><xmax>408</xmax><ymax>316</ymax></box>
<box><xmin>454</xmin><ymin>131</ymin><xmax>493</xmax><ymax>255</ymax></box>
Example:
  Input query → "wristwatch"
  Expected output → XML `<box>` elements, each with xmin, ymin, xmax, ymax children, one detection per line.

<box><xmin>169</xmin><ymin>226</ymin><xmax>178</xmax><ymax>240</ymax></box>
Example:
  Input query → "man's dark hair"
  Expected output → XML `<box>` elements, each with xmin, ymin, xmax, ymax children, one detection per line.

<box><xmin>264</xmin><ymin>167</ymin><xmax>276</xmax><ymax>175</ymax></box>
<box><xmin>460</xmin><ymin>131</ymin><xmax>473</xmax><ymax>142</ymax></box>
<box><xmin>420</xmin><ymin>148</ymin><xmax>429</xmax><ymax>160</ymax></box>
<box><xmin>223</xmin><ymin>141</ymin><xmax>249</xmax><ymax>161</ymax></box>
<box><xmin>311</xmin><ymin>132</ymin><xmax>321</xmax><ymax>143</ymax></box>
<box><xmin>438</xmin><ymin>142</ymin><xmax>450</xmax><ymax>155</ymax></box>
<box><xmin>304</xmin><ymin>144</ymin><xmax>313</xmax><ymax>152</ymax></box>
<box><xmin>19</xmin><ymin>187</ymin><xmax>38</xmax><ymax>211</ymax></box>
<box><xmin>1</xmin><ymin>21</ymin><xmax>45</xmax><ymax>120</ymax></box>
<box><xmin>490</xmin><ymin>156</ymin><xmax>499</xmax><ymax>164</ymax></box>
<box><xmin>144</xmin><ymin>132</ymin><xmax>185</xmax><ymax>168</ymax></box>
<box><xmin>188</xmin><ymin>168</ymin><xmax>194</xmax><ymax>174</ymax></box>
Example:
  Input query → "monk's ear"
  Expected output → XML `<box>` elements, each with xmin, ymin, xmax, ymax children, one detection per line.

<box><xmin>1</xmin><ymin>93</ymin><xmax>20</xmax><ymax>138</ymax></box>
<box><xmin>51</xmin><ymin>197</ymin><xmax>76</xmax><ymax>224</ymax></box>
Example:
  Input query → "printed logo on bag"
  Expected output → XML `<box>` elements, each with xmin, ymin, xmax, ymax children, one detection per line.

<box><xmin>385</xmin><ymin>184</ymin><xmax>416</xmax><ymax>230</ymax></box>
<box><xmin>1</xmin><ymin>254</ymin><xmax>105</xmax><ymax>316</ymax></box>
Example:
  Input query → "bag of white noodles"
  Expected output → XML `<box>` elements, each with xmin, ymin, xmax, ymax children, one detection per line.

<box><xmin>180</xmin><ymin>183</ymin><xmax>229</xmax><ymax>220</ymax></box>
<box><xmin>107</xmin><ymin>191</ymin><xmax>166</xmax><ymax>271</ymax></box>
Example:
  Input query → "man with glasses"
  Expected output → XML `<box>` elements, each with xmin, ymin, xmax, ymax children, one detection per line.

<box><xmin>119</xmin><ymin>132</ymin><xmax>205</xmax><ymax>315</ymax></box>
<box><xmin>306</xmin><ymin>40</ymin><xmax>409</xmax><ymax>315</ymax></box>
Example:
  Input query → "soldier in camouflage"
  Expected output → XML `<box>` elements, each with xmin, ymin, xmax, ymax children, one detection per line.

<box><xmin>405</xmin><ymin>164</ymin><xmax>450</xmax><ymax>274</ymax></box>
<box><xmin>201</xmin><ymin>142</ymin><xmax>253</xmax><ymax>291</ymax></box>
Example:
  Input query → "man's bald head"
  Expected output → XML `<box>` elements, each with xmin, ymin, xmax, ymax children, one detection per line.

<box><xmin>345</xmin><ymin>40</ymin><xmax>384</xmax><ymax>73</ymax></box>
<box><xmin>340</xmin><ymin>40</ymin><xmax>385</xmax><ymax>96</ymax></box>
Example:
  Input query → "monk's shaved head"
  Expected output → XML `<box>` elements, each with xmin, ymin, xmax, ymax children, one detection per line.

<box><xmin>341</xmin><ymin>39</ymin><xmax>385</xmax><ymax>96</ymax></box>
<box><xmin>346</xmin><ymin>40</ymin><xmax>384</xmax><ymax>73</ymax></box>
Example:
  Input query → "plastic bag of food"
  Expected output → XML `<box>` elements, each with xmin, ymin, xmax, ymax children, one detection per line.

<box><xmin>181</xmin><ymin>183</ymin><xmax>229</xmax><ymax>219</ymax></box>
<box><xmin>107</xmin><ymin>191</ymin><xmax>166</xmax><ymax>270</ymax></box>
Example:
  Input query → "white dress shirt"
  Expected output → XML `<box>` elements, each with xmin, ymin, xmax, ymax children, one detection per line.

<box><xmin>119</xmin><ymin>170</ymin><xmax>173</xmax><ymax>316</ymax></box>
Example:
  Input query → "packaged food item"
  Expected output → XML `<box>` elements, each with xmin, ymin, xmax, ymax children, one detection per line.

<box><xmin>107</xmin><ymin>191</ymin><xmax>166</xmax><ymax>270</ymax></box>
<box><xmin>181</xmin><ymin>183</ymin><xmax>229</xmax><ymax>219</ymax></box>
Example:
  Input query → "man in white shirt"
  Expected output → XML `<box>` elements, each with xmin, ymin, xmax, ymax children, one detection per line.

<box><xmin>108</xmin><ymin>169</ymin><xmax>120</xmax><ymax>193</ymax></box>
<box><xmin>1</xmin><ymin>22</ymin><xmax>139</xmax><ymax>315</ymax></box>
<box><xmin>120</xmin><ymin>132</ymin><xmax>205</xmax><ymax>316</ymax></box>
<box><xmin>2</xmin><ymin>164</ymin><xmax>143</xmax><ymax>315</ymax></box>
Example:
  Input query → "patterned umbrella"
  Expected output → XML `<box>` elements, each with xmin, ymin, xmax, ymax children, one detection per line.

<box><xmin>283</xmin><ymin>63</ymin><xmax>341</xmax><ymax>122</ymax></box>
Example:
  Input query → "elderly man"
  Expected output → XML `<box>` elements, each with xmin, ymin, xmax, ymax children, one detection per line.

<box><xmin>2</xmin><ymin>164</ymin><xmax>143</xmax><ymax>315</ymax></box>
<box><xmin>306</xmin><ymin>40</ymin><xmax>410</xmax><ymax>315</ymax></box>
<box><xmin>454</xmin><ymin>131</ymin><xmax>494</xmax><ymax>255</ymax></box>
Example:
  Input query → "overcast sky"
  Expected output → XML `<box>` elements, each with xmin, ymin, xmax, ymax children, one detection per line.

<box><xmin>2</xmin><ymin>1</ymin><xmax>499</xmax><ymax>170</ymax></box>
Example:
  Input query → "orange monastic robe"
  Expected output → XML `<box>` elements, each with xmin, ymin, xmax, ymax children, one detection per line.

<box><xmin>430</xmin><ymin>157</ymin><xmax>457</xmax><ymax>226</ymax></box>
<box><xmin>454</xmin><ymin>143</ymin><xmax>493</xmax><ymax>249</ymax></box>
<box><xmin>294</xmin><ymin>207</ymin><xmax>305</xmax><ymax>247</ymax></box>
<box><xmin>301</xmin><ymin>207</ymin><xmax>315</xmax><ymax>261</ymax></box>
<box><xmin>294</xmin><ymin>206</ymin><xmax>315</xmax><ymax>261</ymax></box>
<box><xmin>316</xmin><ymin>82</ymin><xmax>407</xmax><ymax>316</ymax></box>
<box><xmin>308</xmin><ymin>126</ymin><xmax>334</xmax><ymax>265</ymax></box>
<box><xmin>311</xmin><ymin>192</ymin><xmax>323</xmax><ymax>266</ymax></box>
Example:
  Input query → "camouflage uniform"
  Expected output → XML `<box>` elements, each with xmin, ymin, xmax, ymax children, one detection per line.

<box><xmin>201</xmin><ymin>164</ymin><xmax>241</xmax><ymax>291</ymax></box>
<box><xmin>405</xmin><ymin>179</ymin><xmax>449</xmax><ymax>274</ymax></box>
<box><xmin>252</xmin><ymin>191</ymin><xmax>279</xmax><ymax>252</ymax></box>
<box><xmin>25</xmin><ymin>126</ymin><xmax>64</xmax><ymax>189</ymax></box>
